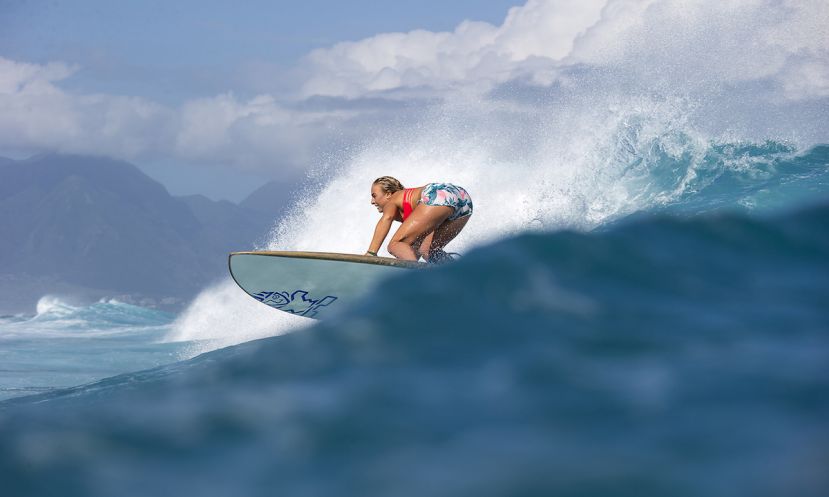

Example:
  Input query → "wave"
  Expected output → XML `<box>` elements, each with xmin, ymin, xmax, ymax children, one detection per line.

<box><xmin>650</xmin><ymin>143</ymin><xmax>829</xmax><ymax>216</ymax></box>
<box><xmin>172</xmin><ymin>138</ymin><xmax>828</xmax><ymax>352</ymax></box>
<box><xmin>1</xmin><ymin>296</ymin><xmax>174</xmax><ymax>337</ymax></box>
<box><xmin>2</xmin><ymin>201</ymin><xmax>827</xmax><ymax>495</ymax></box>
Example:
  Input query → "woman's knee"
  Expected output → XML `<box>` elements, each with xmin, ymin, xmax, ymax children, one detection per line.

<box><xmin>388</xmin><ymin>240</ymin><xmax>406</xmax><ymax>253</ymax></box>
<box><xmin>392</xmin><ymin>231</ymin><xmax>423</xmax><ymax>245</ymax></box>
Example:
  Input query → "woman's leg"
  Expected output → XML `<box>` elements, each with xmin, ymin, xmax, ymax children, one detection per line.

<box><xmin>416</xmin><ymin>231</ymin><xmax>435</xmax><ymax>259</ymax></box>
<box><xmin>422</xmin><ymin>214</ymin><xmax>470</xmax><ymax>261</ymax></box>
<box><xmin>388</xmin><ymin>205</ymin><xmax>453</xmax><ymax>260</ymax></box>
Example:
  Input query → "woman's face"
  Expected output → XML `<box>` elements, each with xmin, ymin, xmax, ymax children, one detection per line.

<box><xmin>370</xmin><ymin>184</ymin><xmax>391</xmax><ymax>212</ymax></box>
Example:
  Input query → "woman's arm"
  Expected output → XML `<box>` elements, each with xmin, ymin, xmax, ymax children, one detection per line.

<box><xmin>365</xmin><ymin>205</ymin><xmax>397</xmax><ymax>256</ymax></box>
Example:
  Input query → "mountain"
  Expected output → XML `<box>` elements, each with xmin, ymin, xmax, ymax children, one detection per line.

<box><xmin>178</xmin><ymin>194</ymin><xmax>275</xmax><ymax>255</ymax></box>
<box><xmin>239</xmin><ymin>179</ymin><xmax>297</xmax><ymax>218</ymax></box>
<box><xmin>0</xmin><ymin>154</ymin><xmax>278</xmax><ymax>313</ymax></box>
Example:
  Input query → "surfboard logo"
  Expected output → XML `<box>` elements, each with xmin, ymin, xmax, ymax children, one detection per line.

<box><xmin>252</xmin><ymin>290</ymin><xmax>337</xmax><ymax>318</ymax></box>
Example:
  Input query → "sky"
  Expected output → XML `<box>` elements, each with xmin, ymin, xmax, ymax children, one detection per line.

<box><xmin>0</xmin><ymin>0</ymin><xmax>523</xmax><ymax>200</ymax></box>
<box><xmin>1</xmin><ymin>0</ymin><xmax>827</xmax><ymax>202</ymax></box>
<box><xmin>1</xmin><ymin>1</ymin><xmax>523</xmax><ymax>102</ymax></box>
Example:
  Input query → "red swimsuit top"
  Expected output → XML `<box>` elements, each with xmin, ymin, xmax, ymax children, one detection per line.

<box><xmin>401</xmin><ymin>188</ymin><xmax>416</xmax><ymax>220</ymax></box>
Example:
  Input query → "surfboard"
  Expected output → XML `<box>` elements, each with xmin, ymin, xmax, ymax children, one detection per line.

<box><xmin>229</xmin><ymin>251</ymin><xmax>426</xmax><ymax>319</ymax></box>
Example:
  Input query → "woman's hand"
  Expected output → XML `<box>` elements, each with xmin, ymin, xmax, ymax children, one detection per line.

<box><xmin>364</xmin><ymin>251</ymin><xmax>378</xmax><ymax>257</ymax></box>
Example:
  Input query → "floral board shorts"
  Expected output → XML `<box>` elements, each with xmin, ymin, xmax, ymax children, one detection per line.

<box><xmin>421</xmin><ymin>183</ymin><xmax>473</xmax><ymax>221</ymax></box>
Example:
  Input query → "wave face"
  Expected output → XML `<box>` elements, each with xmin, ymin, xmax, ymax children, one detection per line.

<box><xmin>644</xmin><ymin>143</ymin><xmax>829</xmax><ymax>216</ymax></box>
<box><xmin>2</xmin><ymin>201</ymin><xmax>827</xmax><ymax>496</ymax></box>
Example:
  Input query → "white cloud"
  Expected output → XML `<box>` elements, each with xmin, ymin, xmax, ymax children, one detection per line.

<box><xmin>301</xmin><ymin>0</ymin><xmax>829</xmax><ymax>100</ymax></box>
<box><xmin>495</xmin><ymin>0</ymin><xmax>606</xmax><ymax>60</ymax></box>
<box><xmin>0</xmin><ymin>58</ymin><xmax>349</xmax><ymax>172</ymax></box>
<box><xmin>173</xmin><ymin>93</ymin><xmax>351</xmax><ymax>170</ymax></box>
<box><xmin>0</xmin><ymin>56</ymin><xmax>171</xmax><ymax>159</ymax></box>
<box><xmin>301</xmin><ymin>0</ymin><xmax>608</xmax><ymax>98</ymax></box>
<box><xmin>0</xmin><ymin>57</ymin><xmax>76</xmax><ymax>94</ymax></box>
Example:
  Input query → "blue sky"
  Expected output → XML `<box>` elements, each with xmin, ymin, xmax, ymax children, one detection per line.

<box><xmin>1</xmin><ymin>1</ymin><xmax>523</xmax><ymax>103</ymax></box>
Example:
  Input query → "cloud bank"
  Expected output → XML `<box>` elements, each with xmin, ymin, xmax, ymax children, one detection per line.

<box><xmin>1</xmin><ymin>0</ymin><xmax>827</xmax><ymax>176</ymax></box>
<box><xmin>302</xmin><ymin>0</ymin><xmax>828</xmax><ymax>99</ymax></box>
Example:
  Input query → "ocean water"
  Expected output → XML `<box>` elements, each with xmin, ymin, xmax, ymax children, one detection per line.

<box><xmin>0</xmin><ymin>298</ymin><xmax>185</xmax><ymax>401</ymax></box>
<box><xmin>0</xmin><ymin>143</ymin><xmax>827</xmax><ymax>496</ymax></box>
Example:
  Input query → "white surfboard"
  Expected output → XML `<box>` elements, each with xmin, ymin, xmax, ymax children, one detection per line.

<box><xmin>229</xmin><ymin>251</ymin><xmax>425</xmax><ymax>319</ymax></box>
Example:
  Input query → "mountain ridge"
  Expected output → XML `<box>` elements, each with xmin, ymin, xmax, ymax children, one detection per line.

<box><xmin>0</xmin><ymin>154</ymin><xmax>287</xmax><ymax>313</ymax></box>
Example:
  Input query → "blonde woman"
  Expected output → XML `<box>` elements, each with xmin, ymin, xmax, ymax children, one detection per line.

<box><xmin>366</xmin><ymin>176</ymin><xmax>473</xmax><ymax>263</ymax></box>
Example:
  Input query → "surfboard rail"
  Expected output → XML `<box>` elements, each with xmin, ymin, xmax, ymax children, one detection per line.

<box><xmin>229</xmin><ymin>250</ymin><xmax>427</xmax><ymax>269</ymax></box>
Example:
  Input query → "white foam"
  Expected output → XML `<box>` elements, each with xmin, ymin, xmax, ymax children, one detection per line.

<box><xmin>35</xmin><ymin>295</ymin><xmax>77</xmax><ymax>317</ymax></box>
<box><xmin>165</xmin><ymin>278</ymin><xmax>311</xmax><ymax>357</ymax></box>
<box><xmin>268</xmin><ymin>94</ymin><xmax>708</xmax><ymax>251</ymax></box>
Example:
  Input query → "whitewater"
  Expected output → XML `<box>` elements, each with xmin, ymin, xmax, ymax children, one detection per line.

<box><xmin>2</xmin><ymin>1</ymin><xmax>828</xmax><ymax>495</ymax></box>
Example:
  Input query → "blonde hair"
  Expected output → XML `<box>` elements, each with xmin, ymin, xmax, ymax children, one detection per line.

<box><xmin>372</xmin><ymin>176</ymin><xmax>404</xmax><ymax>194</ymax></box>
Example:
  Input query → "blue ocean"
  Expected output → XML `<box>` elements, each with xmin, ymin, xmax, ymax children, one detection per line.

<box><xmin>1</xmin><ymin>142</ymin><xmax>827</xmax><ymax>496</ymax></box>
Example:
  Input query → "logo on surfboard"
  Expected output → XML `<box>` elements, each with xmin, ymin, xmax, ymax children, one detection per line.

<box><xmin>252</xmin><ymin>290</ymin><xmax>337</xmax><ymax>318</ymax></box>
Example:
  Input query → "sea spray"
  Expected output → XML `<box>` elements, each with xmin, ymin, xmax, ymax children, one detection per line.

<box><xmin>165</xmin><ymin>279</ymin><xmax>310</xmax><ymax>357</ymax></box>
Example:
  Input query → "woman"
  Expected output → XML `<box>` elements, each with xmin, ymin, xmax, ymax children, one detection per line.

<box><xmin>366</xmin><ymin>176</ymin><xmax>473</xmax><ymax>263</ymax></box>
